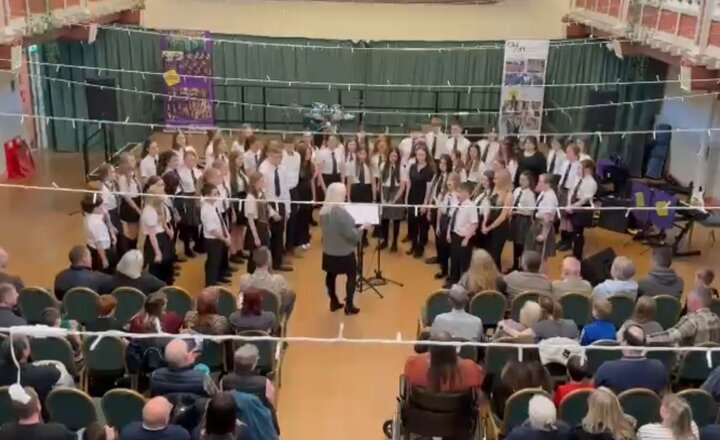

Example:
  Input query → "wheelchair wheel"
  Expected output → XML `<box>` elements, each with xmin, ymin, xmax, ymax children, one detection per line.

<box><xmin>382</xmin><ymin>419</ymin><xmax>392</xmax><ymax>439</ymax></box>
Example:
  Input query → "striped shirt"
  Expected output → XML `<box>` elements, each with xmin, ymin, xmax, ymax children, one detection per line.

<box><xmin>637</xmin><ymin>422</ymin><xmax>699</xmax><ymax>440</ymax></box>
<box><xmin>646</xmin><ymin>309</ymin><xmax>720</xmax><ymax>346</ymax></box>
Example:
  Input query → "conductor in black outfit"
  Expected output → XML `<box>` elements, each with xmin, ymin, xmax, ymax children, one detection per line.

<box><xmin>515</xmin><ymin>136</ymin><xmax>547</xmax><ymax>187</ymax></box>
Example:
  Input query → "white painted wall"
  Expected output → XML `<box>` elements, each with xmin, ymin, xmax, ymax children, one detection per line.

<box><xmin>0</xmin><ymin>72</ymin><xmax>25</xmax><ymax>178</ymax></box>
<box><xmin>142</xmin><ymin>0</ymin><xmax>569</xmax><ymax>41</ymax></box>
<box><xmin>657</xmin><ymin>67</ymin><xmax>720</xmax><ymax>198</ymax></box>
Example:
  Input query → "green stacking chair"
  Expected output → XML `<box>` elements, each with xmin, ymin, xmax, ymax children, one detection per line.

<box><xmin>654</xmin><ymin>295</ymin><xmax>682</xmax><ymax>330</ymax></box>
<box><xmin>235</xmin><ymin>330</ymin><xmax>282</xmax><ymax>387</ymax></box>
<box><xmin>608</xmin><ymin>296</ymin><xmax>634</xmax><ymax>328</ymax></box>
<box><xmin>586</xmin><ymin>340</ymin><xmax>622</xmax><ymax>376</ymax></box>
<box><xmin>111</xmin><ymin>287</ymin><xmax>146</xmax><ymax>325</ymax></box>
<box><xmin>558</xmin><ymin>388</ymin><xmax>592</xmax><ymax>428</ymax></box>
<box><xmin>81</xmin><ymin>335</ymin><xmax>126</xmax><ymax>391</ymax></box>
<box><xmin>63</xmin><ymin>287</ymin><xmax>99</xmax><ymax>325</ymax></box>
<box><xmin>618</xmin><ymin>388</ymin><xmax>661</xmax><ymax>427</ymax></box>
<box><xmin>559</xmin><ymin>293</ymin><xmax>591</xmax><ymax>328</ymax></box>
<box><xmin>418</xmin><ymin>290</ymin><xmax>451</xmax><ymax>331</ymax></box>
<box><xmin>18</xmin><ymin>287</ymin><xmax>57</xmax><ymax>324</ymax></box>
<box><xmin>676</xmin><ymin>343</ymin><xmax>720</xmax><ymax>386</ymax></box>
<box><xmin>216</xmin><ymin>286</ymin><xmax>237</xmax><ymax>319</ymax></box>
<box><xmin>47</xmin><ymin>387</ymin><xmax>98</xmax><ymax>431</ymax></box>
<box><xmin>101</xmin><ymin>389</ymin><xmax>146</xmax><ymax>431</ymax></box>
<box><xmin>511</xmin><ymin>292</ymin><xmax>540</xmax><ymax>321</ymax></box>
<box><xmin>0</xmin><ymin>386</ymin><xmax>12</xmax><ymax>424</ymax></box>
<box><xmin>158</xmin><ymin>286</ymin><xmax>194</xmax><ymax>318</ymax></box>
<box><xmin>30</xmin><ymin>336</ymin><xmax>81</xmax><ymax>377</ymax></box>
<box><xmin>678</xmin><ymin>388</ymin><xmax>717</xmax><ymax>428</ymax></box>
<box><xmin>469</xmin><ymin>290</ymin><xmax>506</xmax><ymax>331</ymax></box>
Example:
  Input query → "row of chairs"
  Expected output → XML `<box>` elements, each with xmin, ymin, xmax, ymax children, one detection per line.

<box><xmin>419</xmin><ymin>290</ymin><xmax>692</xmax><ymax>334</ymax></box>
<box><xmin>17</xmin><ymin>285</ymin><xmax>287</xmax><ymax>334</ymax></box>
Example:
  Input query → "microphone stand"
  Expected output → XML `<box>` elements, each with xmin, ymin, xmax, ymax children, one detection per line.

<box><xmin>367</xmin><ymin>242</ymin><xmax>404</xmax><ymax>288</ymax></box>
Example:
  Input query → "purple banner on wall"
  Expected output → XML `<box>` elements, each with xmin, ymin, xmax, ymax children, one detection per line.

<box><xmin>161</xmin><ymin>30</ymin><xmax>215</xmax><ymax>127</ymax></box>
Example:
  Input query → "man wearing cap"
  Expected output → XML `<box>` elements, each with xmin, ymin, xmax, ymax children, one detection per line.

<box><xmin>430</xmin><ymin>284</ymin><xmax>484</xmax><ymax>341</ymax></box>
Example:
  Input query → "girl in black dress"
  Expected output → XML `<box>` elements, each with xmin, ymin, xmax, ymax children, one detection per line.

<box><xmin>229</xmin><ymin>150</ymin><xmax>249</xmax><ymax>263</ymax></box>
<box><xmin>427</xmin><ymin>154</ymin><xmax>452</xmax><ymax>267</ymax></box>
<box><xmin>515</xmin><ymin>136</ymin><xmax>547</xmax><ymax>186</ymax></box>
<box><xmin>481</xmin><ymin>169</ymin><xmax>514</xmax><ymax>271</ymax></box>
<box><xmin>116</xmin><ymin>152</ymin><xmax>142</xmax><ymax>257</ymax></box>
<box><xmin>405</xmin><ymin>143</ymin><xmax>435</xmax><ymax>259</ymax></box>
<box><xmin>379</xmin><ymin>147</ymin><xmax>406</xmax><ymax>252</ymax></box>
<box><xmin>295</xmin><ymin>142</ymin><xmax>316</xmax><ymax>249</ymax></box>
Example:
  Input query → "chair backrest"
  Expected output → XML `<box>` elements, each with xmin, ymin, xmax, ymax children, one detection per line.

<box><xmin>198</xmin><ymin>339</ymin><xmax>226</xmax><ymax>372</ymax></box>
<box><xmin>111</xmin><ymin>287</ymin><xmax>146</xmax><ymax>325</ymax></box>
<box><xmin>30</xmin><ymin>336</ymin><xmax>79</xmax><ymax>376</ymax></box>
<box><xmin>18</xmin><ymin>287</ymin><xmax>56</xmax><ymax>324</ymax></box>
<box><xmin>608</xmin><ymin>296</ymin><xmax>635</xmax><ymax>328</ymax></box>
<box><xmin>235</xmin><ymin>330</ymin><xmax>277</xmax><ymax>375</ymax></box>
<box><xmin>449</xmin><ymin>337</ymin><xmax>477</xmax><ymax>362</ymax></box>
<box><xmin>469</xmin><ymin>291</ymin><xmax>506</xmax><ymax>327</ymax></box>
<box><xmin>501</xmin><ymin>388</ymin><xmax>550</xmax><ymax>435</ymax></box>
<box><xmin>101</xmin><ymin>389</ymin><xmax>146</xmax><ymax>431</ymax></box>
<box><xmin>82</xmin><ymin>336</ymin><xmax>127</xmax><ymax>376</ymax></box>
<box><xmin>511</xmin><ymin>292</ymin><xmax>540</xmax><ymax>321</ymax></box>
<box><xmin>645</xmin><ymin>343</ymin><xmax>677</xmax><ymax>372</ymax></box>
<box><xmin>585</xmin><ymin>340</ymin><xmax>622</xmax><ymax>375</ymax></box>
<box><xmin>423</xmin><ymin>290</ymin><xmax>451</xmax><ymax>326</ymax></box>
<box><xmin>485</xmin><ymin>344</ymin><xmax>539</xmax><ymax>376</ymax></box>
<box><xmin>677</xmin><ymin>388</ymin><xmax>718</xmax><ymax>428</ymax></box>
<box><xmin>559</xmin><ymin>293</ymin><xmax>592</xmax><ymax>328</ymax></box>
<box><xmin>0</xmin><ymin>386</ymin><xmax>12</xmax><ymax>425</ymax></box>
<box><xmin>159</xmin><ymin>286</ymin><xmax>194</xmax><ymax>317</ymax></box>
<box><xmin>402</xmin><ymin>387</ymin><xmax>476</xmax><ymax>438</ymax></box>
<box><xmin>618</xmin><ymin>388</ymin><xmax>661</xmax><ymax>427</ymax></box>
<box><xmin>558</xmin><ymin>388</ymin><xmax>593</xmax><ymax>427</ymax></box>
<box><xmin>216</xmin><ymin>286</ymin><xmax>237</xmax><ymax>318</ymax></box>
<box><xmin>654</xmin><ymin>295</ymin><xmax>682</xmax><ymax>330</ymax></box>
<box><xmin>711</xmin><ymin>299</ymin><xmax>720</xmax><ymax>318</ymax></box>
<box><xmin>47</xmin><ymin>387</ymin><xmax>98</xmax><ymax>431</ymax></box>
<box><xmin>676</xmin><ymin>343</ymin><xmax>720</xmax><ymax>384</ymax></box>
<box><xmin>63</xmin><ymin>287</ymin><xmax>100</xmax><ymax>325</ymax></box>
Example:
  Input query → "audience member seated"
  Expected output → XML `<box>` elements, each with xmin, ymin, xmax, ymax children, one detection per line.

<box><xmin>493</xmin><ymin>301</ymin><xmax>542</xmax><ymax>340</ymax></box>
<box><xmin>493</xmin><ymin>350</ymin><xmax>552</xmax><ymax>416</ymax></box>
<box><xmin>229</xmin><ymin>291</ymin><xmax>277</xmax><ymax>334</ymax></box>
<box><xmin>591</xmin><ymin>256</ymin><xmax>638</xmax><ymax>301</ymax></box>
<box><xmin>637</xmin><ymin>394</ymin><xmax>699</xmax><ymax>440</ymax></box>
<box><xmin>222</xmin><ymin>344</ymin><xmax>275</xmax><ymax>406</ymax></box>
<box><xmin>457</xmin><ymin>249</ymin><xmax>506</xmax><ymax>295</ymax></box>
<box><xmin>113</xmin><ymin>250</ymin><xmax>166</xmax><ymax>296</ymax></box>
<box><xmin>580</xmin><ymin>298</ymin><xmax>616</xmax><ymax>346</ymax></box>
<box><xmin>554</xmin><ymin>355</ymin><xmax>594</xmax><ymax>408</ymax></box>
<box><xmin>40</xmin><ymin>307</ymin><xmax>82</xmax><ymax>365</ymax></box>
<box><xmin>81</xmin><ymin>422</ymin><xmax>117</xmax><ymax>440</ymax></box>
<box><xmin>129</xmin><ymin>292</ymin><xmax>183</xmax><ymax>334</ymax></box>
<box><xmin>637</xmin><ymin>247</ymin><xmax>684</xmax><ymax>300</ymax></box>
<box><xmin>505</xmin><ymin>394</ymin><xmax>570</xmax><ymax>440</ymax></box>
<box><xmin>0</xmin><ymin>337</ymin><xmax>61</xmax><ymax>404</ymax></box>
<box><xmin>500</xmin><ymin>296</ymin><xmax>579</xmax><ymax>342</ymax></box>
<box><xmin>0</xmin><ymin>282</ymin><xmax>26</xmax><ymax>327</ymax></box>
<box><xmin>184</xmin><ymin>287</ymin><xmax>231</xmax><ymax>335</ymax></box>
<box><xmin>569</xmin><ymin>386</ymin><xmax>636</xmax><ymax>440</ymax></box>
<box><xmin>0</xmin><ymin>247</ymin><xmax>25</xmax><ymax>292</ymax></box>
<box><xmin>403</xmin><ymin>331</ymin><xmax>484</xmax><ymax>393</ymax></box>
<box><xmin>53</xmin><ymin>245</ymin><xmax>113</xmax><ymax>301</ymax></box>
<box><xmin>595</xmin><ymin>325</ymin><xmax>668</xmax><ymax>395</ymax></box>
<box><xmin>701</xmin><ymin>365</ymin><xmax>720</xmax><ymax>404</ymax></box>
<box><xmin>430</xmin><ymin>284</ymin><xmax>484</xmax><ymax>341</ymax></box>
<box><xmin>238</xmin><ymin>247</ymin><xmax>296</xmax><ymax>320</ymax></box>
<box><xmin>149</xmin><ymin>338</ymin><xmax>218</xmax><ymax>397</ymax></box>
<box><xmin>504</xmin><ymin>251</ymin><xmax>552</xmax><ymax>302</ymax></box>
<box><xmin>615</xmin><ymin>296</ymin><xmax>663</xmax><ymax>340</ymax></box>
<box><xmin>120</xmin><ymin>396</ymin><xmax>190</xmax><ymax>440</ymax></box>
<box><xmin>0</xmin><ymin>386</ymin><xmax>75</xmax><ymax>440</ymax></box>
<box><xmin>191</xmin><ymin>392</ymin><xmax>254</xmax><ymax>440</ymax></box>
<box><xmin>695</xmin><ymin>268</ymin><xmax>718</xmax><ymax>298</ymax></box>
<box><xmin>86</xmin><ymin>294</ymin><xmax>125</xmax><ymax>331</ymax></box>
<box><xmin>701</xmin><ymin>424</ymin><xmax>720</xmax><ymax>440</ymax></box>
<box><xmin>552</xmin><ymin>257</ymin><xmax>592</xmax><ymax>298</ymax></box>
<box><xmin>646</xmin><ymin>285</ymin><xmax>720</xmax><ymax>346</ymax></box>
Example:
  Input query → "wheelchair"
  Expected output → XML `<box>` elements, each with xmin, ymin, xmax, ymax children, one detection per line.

<box><xmin>382</xmin><ymin>375</ymin><xmax>481</xmax><ymax>440</ymax></box>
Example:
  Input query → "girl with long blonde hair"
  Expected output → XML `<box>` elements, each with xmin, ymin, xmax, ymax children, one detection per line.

<box><xmin>141</xmin><ymin>176</ymin><xmax>174</xmax><ymax>284</ymax></box>
<box><xmin>573</xmin><ymin>387</ymin><xmax>636</xmax><ymax>440</ymax></box>
<box><xmin>637</xmin><ymin>394</ymin><xmax>699</xmax><ymax>440</ymax></box>
<box><xmin>459</xmin><ymin>249</ymin><xmax>503</xmax><ymax>295</ymax></box>
<box><xmin>482</xmin><ymin>168</ymin><xmax>513</xmax><ymax>270</ymax></box>
<box><xmin>116</xmin><ymin>152</ymin><xmax>142</xmax><ymax>256</ymax></box>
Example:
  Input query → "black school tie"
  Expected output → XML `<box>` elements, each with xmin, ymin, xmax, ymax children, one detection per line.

<box><xmin>255</xmin><ymin>153</ymin><xmax>260</xmax><ymax>168</ymax></box>
<box><xmin>560</xmin><ymin>162</ymin><xmax>571</xmax><ymax>188</ymax></box>
<box><xmin>453</xmin><ymin>138</ymin><xmax>458</xmax><ymax>153</ymax></box>
<box><xmin>431</xmin><ymin>135</ymin><xmax>437</xmax><ymax>158</ymax></box>
<box><xmin>481</xmin><ymin>143</ymin><xmax>489</xmax><ymax>163</ymax></box>
<box><xmin>548</xmin><ymin>151</ymin><xmax>557</xmax><ymax>174</ymax></box>
<box><xmin>358</xmin><ymin>164</ymin><xmax>365</xmax><ymax>184</ymax></box>
<box><xmin>450</xmin><ymin>205</ymin><xmax>459</xmax><ymax>231</ymax></box>
<box><xmin>572</xmin><ymin>179</ymin><xmax>582</xmax><ymax>202</ymax></box>
<box><xmin>513</xmin><ymin>189</ymin><xmax>522</xmax><ymax>207</ymax></box>
<box><xmin>331</xmin><ymin>151</ymin><xmax>338</xmax><ymax>175</ymax></box>
<box><xmin>216</xmin><ymin>207</ymin><xmax>228</xmax><ymax>236</ymax></box>
<box><xmin>274</xmin><ymin>167</ymin><xmax>281</xmax><ymax>197</ymax></box>
<box><xmin>536</xmin><ymin>193</ymin><xmax>545</xmax><ymax>208</ymax></box>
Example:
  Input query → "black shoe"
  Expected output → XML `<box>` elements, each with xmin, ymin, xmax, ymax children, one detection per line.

<box><xmin>276</xmin><ymin>264</ymin><xmax>294</xmax><ymax>272</ymax></box>
<box><xmin>434</xmin><ymin>272</ymin><xmax>447</xmax><ymax>280</ymax></box>
<box><xmin>442</xmin><ymin>281</ymin><xmax>454</xmax><ymax>289</ymax></box>
<box><xmin>362</xmin><ymin>238</ymin><xmax>369</xmax><ymax>248</ymax></box>
<box><xmin>425</xmin><ymin>257</ymin><xmax>438</xmax><ymax>264</ymax></box>
<box><xmin>377</xmin><ymin>241</ymin><xmax>388</xmax><ymax>251</ymax></box>
<box><xmin>219</xmin><ymin>276</ymin><xmax>232</xmax><ymax>284</ymax></box>
<box><xmin>175</xmin><ymin>256</ymin><xmax>188</xmax><ymax>263</ymax></box>
<box><xmin>193</xmin><ymin>247</ymin><xmax>206</xmax><ymax>255</ymax></box>
<box><xmin>401</xmin><ymin>235</ymin><xmax>410</xmax><ymax>243</ymax></box>
<box><xmin>310</xmin><ymin>219</ymin><xmax>318</xmax><ymax>226</ymax></box>
<box><xmin>330</xmin><ymin>301</ymin><xmax>344</xmax><ymax>312</ymax></box>
<box><xmin>185</xmin><ymin>249</ymin><xmax>196</xmax><ymax>258</ymax></box>
<box><xmin>390</xmin><ymin>243</ymin><xmax>398</xmax><ymax>253</ymax></box>
<box><xmin>405</xmin><ymin>248</ymin><xmax>415</xmax><ymax>255</ymax></box>
<box><xmin>229</xmin><ymin>255</ymin><xmax>244</xmax><ymax>264</ymax></box>
<box><xmin>344</xmin><ymin>305</ymin><xmax>360</xmax><ymax>315</ymax></box>
<box><xmin>227</xmin><ymin>266</ymin><xmax>239</xmax><ymax>273</ymax></box>
<box><xmin>413</xmin><ymin>249</ymin><xmax>424</xmax><ymax>259</ymax></box>
<box><xmin>557</xmin><ymin>241</ymin><xmax>572</xmax><ymax>251</ymax></box>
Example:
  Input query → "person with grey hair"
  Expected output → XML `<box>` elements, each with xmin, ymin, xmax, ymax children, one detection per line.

<box><xmin>111</xmin><ymin>250</ymin><xmax>166</xmax><ymax>295</ymax></box>
<box><xmin>238</xmin><ymin>246</ymin><xmax>296</xmax><ymax>320</ymax></box>
<box><xmin>551</xmin><ymin>256</ymin><xmax>592</xmax><ymax>298</ymax></box>
<box><xmin>505</xmin><ymin>394</ymin><xmax>569</xmax><ymax>440</ymax></box>
<box><xmin>591</xmin><ymin>256</ymin><xmax>638</xmax><ymax>301</ymax></box>
<box><xmin>504</xmin><ymin>250</ymin><xmax>553</xmax><ymax>302</ymax></box>
<box><xmin>0</xmin><ymin>386</ymin><xmax>75</xmax><ymax>440</ymax></box>
<box><xmin>430</xmin><ymin>284</ymin><xmax>484</xmax><ymax>341</ymax></box>
<box><xmin>647</xmin><ymin>285</ymin><xmax>720</xmax><ymax>346</ymax></box>
<box><xmin>148</xmin><ymin>338</ymin><xmax>218</xmax><ymax>398</ymax></box>
<box><xmin>0</xmin><ymin>337</ymin><xmax>61</xmax><ymax>405</ymax></box>
<box><xmin>0</xmin><ymin>247</ymin><xmax>24</xmax><ymax>293</ymax></box>
<box><xmin>221</xmin><ymin>344</ymin><xmax>276</xmax><ymax>406</ymax></box>
<box><xmin>0</xmin><ymin>282</ymin><xmax>26</xmax><ymax>327</ymax></box>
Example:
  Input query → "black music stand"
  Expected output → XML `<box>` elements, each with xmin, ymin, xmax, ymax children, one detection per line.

<box><xmin>356</xmin><ymin>241</ymin><xmax>383</xmax><ymax>298</ymax></box>
<box><xmin>367</xmin><ymin>244</ymin><xmax>404</xmax><ymax>288</ymax></box>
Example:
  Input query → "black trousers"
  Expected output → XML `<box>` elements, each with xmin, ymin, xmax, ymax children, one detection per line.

<box><xmin>381</xmin><ymin>219</ymin><xmax>401</xmax><ymax>245</ymax></box>
<box><xmin>488</xmin><ymin>223</ymin><xmax>509</xmax><ymax>272</ymax></box>
<box><xmin>407</xmin><ymin>208</ymin><xmax>429</xmax><ymax>252</ymax></box>
<box><xmin>204</xmin><ymin>238</ymin><xmax>227</xmax><ymax>286</ymax></box>
<box><xmin>512</xmin><ymin>243</ymin><xmax>524</xmax><ymax>271</ymax></box>
<box><xmin>449</xmin><ymin>232</ymin><xmax>472</xmax><ymax>284</ymax></box>
<box><xmin>88</xmin><ymin>246</ymin><xmax>118</xmax><ymax>274</ymax></box>
<box><xmin>269</xmin><ymin>217</ymin><xmax>285</xmax><ymax>270</ymax></box>
<box><xmin>572</xmin><ymin>226</ymin><xmax>586</xmax><ymax>260</ymax></box>
<box><xmin>285</xmin><ymin>187</ymin><xmax>299</xmax><ymax>250</ymax></box>
<box><xmin>436</xmin><ymin>218</ymin><xmax>450</xmax><ymax>275</ymax></box>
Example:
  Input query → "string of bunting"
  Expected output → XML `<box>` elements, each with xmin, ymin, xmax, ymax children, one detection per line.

<box><xmin>8</xmin><ymin>58</ymin><xmax>716</xmax><ymax>91</ymax></box>
<box><xmin>12</xmin><ymin>71</ymin><xmax>716</xmax><ymax>118</ymax></box>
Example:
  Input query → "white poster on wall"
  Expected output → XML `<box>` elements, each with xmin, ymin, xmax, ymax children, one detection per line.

<box><xmin>499</xmin><ymin>39</ymin><xmax>550</xmax><ymax>136</ymax></box>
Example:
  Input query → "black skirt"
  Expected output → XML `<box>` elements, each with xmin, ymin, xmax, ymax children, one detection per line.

<box><xmin>322</xmin><ymin>252</ymin><xmax>357</xmax><ymax>275</ymax></box>
<box><xmin>176</xmin><ymin>193</ymin><xmax>200</xmax><ymax>226</ymax></box>
<box><xmin>244</xmin><ymin>221</ymin><xmax>270</xmax><ymax>250</ymax></box>
<box><xmin>108</xmin><ymin>208</ymin><xmax>122</xmax><ymax>233</ymax></box>
<box><xmin>509</xmin><ymin>215</ymin><xmax>533</xmax><ymax>244</ymax></box>
<box><xmin>234</xmin><ymin>191</ymin><xmax>248</xmax><ymax>226</ymax></box>
<box><xmin>119</xmin><ymin>197</ymin><xmax>142</xmax><ymax>223</ymax></box>
<box><xmin>350</xmin><ymin>183</ymin><xmax>373</xmax><ymax>203</ymax></box>
<box><xmin>143</xmin><ymin>231</ymin><xmax>174</xmax><ymax>264</ymax></box>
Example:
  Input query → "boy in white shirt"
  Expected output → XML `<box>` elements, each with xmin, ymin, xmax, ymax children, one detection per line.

<box><xmin>425</xmin><ymin>116</ymin><xmax>448</xmax><ymax>161</ymax></box>
<box><xmin>444</xmin><ymin>122</ymin><xmax>470</xmax><ymax>162</ymax></box>
<box><xmin>81</xmin><ymin>193</ymin><xmax>116</xmax><ymax>273</ymax></box>
<box><xmin>525</xmin><ymin>173</ymin><xmax>559</xmax><ymax>263</ymax></box>
<box><xmin>200</xmin><ymin>183</ymin><xmax>232</xmax><ymax>286</ymax></box>
<box><xmin>446</xmin><ymin>181</ymin><xmax>479</xmax><ymax>287</ymax></box>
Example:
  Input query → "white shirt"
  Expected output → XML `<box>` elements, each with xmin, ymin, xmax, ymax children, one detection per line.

<box><xmin>371</xmin><ymin>154</ymin><xmax>386</xmax><ymax>180</ymax></box>
<box><xmin>117</xmin><ymin>173</ymin><xmax>140</xmax><ymax>196</ymax></box>
<box><xmin>507</xmin><ymin>159</ymin><xmax>518</xmax><ymax>183</ymax></box>
<box><xmin>200</xmin><ymin>200</ymin><xmax>226</xmax><ymax>239</ymax></box>
<box><xmin>439</xmin><ymin>191</ymin><xmax>458</xmax><ymax>216</ymax></box>
<box><xmin>281</xmin><ymin>149</ymin><xmax>301</xmax><ymax>190</ymax></box>
<box><xmin>478</xmin><ymin>140</ymin><xmax>499</xmax><ymax>169</ymax></box>
<box><xmin>398</xmin><ymin>137</ymin><xmax>414</xmax><ymax>166</ymax></box>
<box><xmin>139</xmin><ymin>155</ymin><xmax>158</xmax><ymax>179</ymax></box>
<box><xmin>535</xmin><ymin>189</ymin><xmax>559</xmax><ymax>220</ymax></box>
<box><xmin>580</xmin><ymin>152</ymin><xmax>592</xmax><ymax>162</ymax></box>
<box><xmin>637</xmin><ymin>422</ymin><xmax>698</xmax><ymax>440</ymax></box>
<box><xmin>570</xmin><ymin>175</ymin><xmax>598</xmax><ymax>205</ymax></box>
<box><xmin>344</xmin><ymin>152</ymin><xmax>357</xmax><ymax>179</ymax></box>
<box><xmin>177</xmin><ymin>166</ymin><xmax>201</xmax><ymax>193</ymax></box>
<box><xmin>100</xmin><ymin>182</ymin><xmax>118</xmax><ymax>211</ymax></box>
<box><xmin>259</xmin><ymin>160</ymin><xmax>291</xmax><ymax>215</ymax></box>
<box><xmin>85</xmin><ymin>213</ymin><xmax>111</xmax><ymax>249</ymax></box>
<box><xmin>218</xmin><ymin>177</ymin><xmax>231</xmax><ymax>213</ymax></box>
<box><xmin>426</xmin><ymin>131</ymin><xmax>448</xmax><ymax>159</ymax></box>
<box><xmin>244</xmin><ymin>193</ymin><xmax>260</xmax><ymax>219</ymax></box>
<box><xmin>314</xmin><ymin>147</ymin><xmax>345</xmax><ymax>175</ymax></box>
<box><xmin>140</xmin><ymin>206</ymin><xmax>164</xmax><ymax>235</ymax></box>
<box><xmin>513</xmin><ymin>187</ymin><xmax>536</xmax><ymax>215</ymax></box>
<box><xmin>444</xmin><ymin>136</ymin><xmax>470</xmax><ymax>161</ymax></box>
<box><xmin>546</xmin><ymin>149</ymin><xmax>567</xmax><ymax>175</ymax></box>
<box><xmin>243</xmin><ymin>149</ymin><xmax>263</xmax><ymax>173</ymax></box>
<box><xmin>558</xmin><ymin>160</ymin><xmax>581</xmax><ymax>190</ymax></box>
<box><xmin>382</xmin><ymin>165</ymin><xmax>404</xmax><ymax>188</ymax></box>
<box><xmin>345</xmin><ymin>161</ymin><xmax>373</xmax><ymax>185</ymax></box>
<box><xmin>451</xmin><ymin>199</ymin><xmax>479</xmax><ymax>237</ymax></box>
<box><xmin>234</xmin><ymin>170</ymin><xmax>247</xmax><ymax>193</ymax></box>
<box><xmin>466</xmin><ymin>161</ymin><xmax>485</xmax><ymax>183</ymax></box>
<box><xmin>231</xmin><ymin>140</ymin><xmax>245</xmax><ymax>153</ymax></box>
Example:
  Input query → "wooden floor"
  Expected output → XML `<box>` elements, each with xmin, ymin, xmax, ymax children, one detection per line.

<box><xmin>1</xmin><ymin>151</ymin><xmax>719</xmax><ymax>440</ymax></box>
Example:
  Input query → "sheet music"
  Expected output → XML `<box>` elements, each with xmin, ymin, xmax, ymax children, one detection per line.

<box><xmin>345</xmin><ymin>203</ymin><xmax>380</xmax><ymax>225</ymax></box>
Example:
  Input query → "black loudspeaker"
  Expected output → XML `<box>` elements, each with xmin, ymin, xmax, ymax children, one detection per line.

<box><xmin>581</xmin><ymin>247</ymin><xmax>617</xmax><ymax>287</ymax></box>
<box><xmin>85</xmin><ymin>77</ymin><xmax>118</xmax><ymax>122</ymax></box>
<box><xmin>584</xmin><ymin>91</ymin><xmax>619</xmax><ymax>132</ymax></box>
